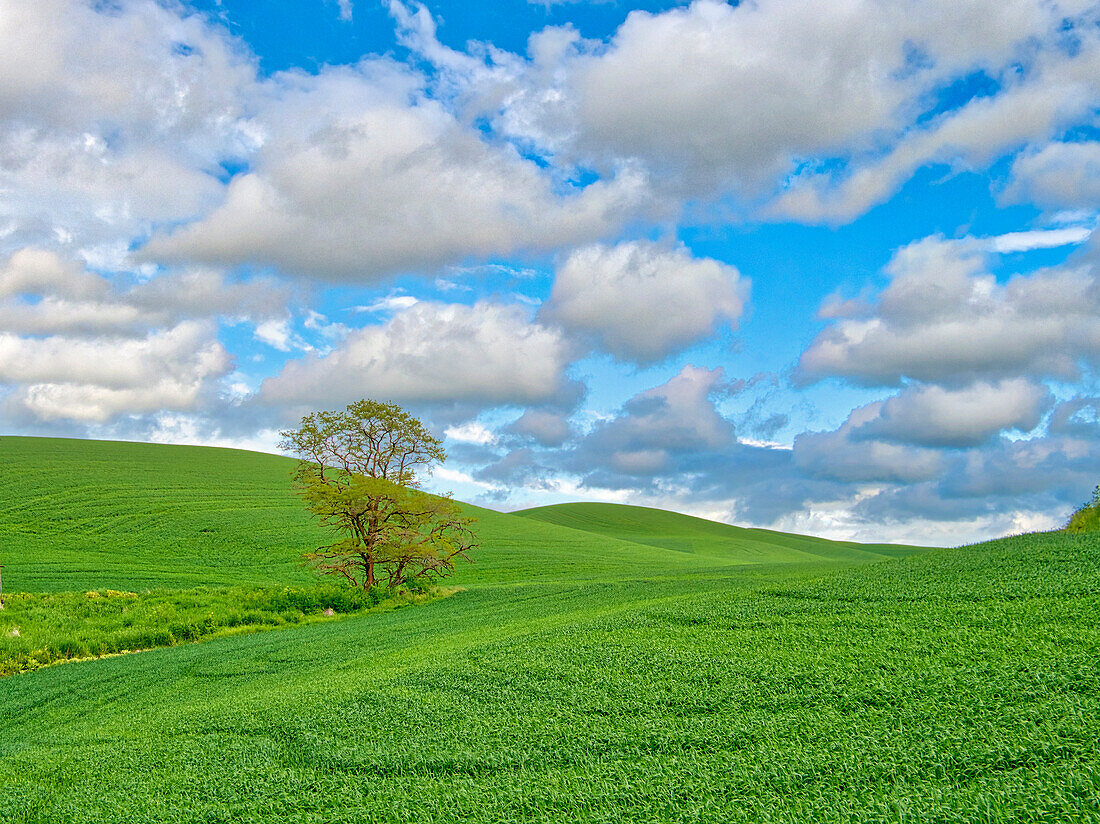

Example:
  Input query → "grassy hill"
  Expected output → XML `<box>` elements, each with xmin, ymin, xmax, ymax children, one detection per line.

<box><xmin>1</xmin><ymin>436</ymin><xmax>1098</xmax><ymax>822</ymax></box>
<box><xmin>0</xmin><ymin>436</ymin><xmax>314</xmax><ymax>591</ymax></box>
<box><xmin>516</xmin><ymin>501</ymin><xmax>916</xmax><ymax>563</ymax></box>
<box><xmin>0</xmin><ymin>436</ymin><xmax>922</xmax><ymax>594</ymax></box>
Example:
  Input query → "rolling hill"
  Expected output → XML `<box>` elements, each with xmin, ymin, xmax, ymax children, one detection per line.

<box><xmin>515</xmin><ymin>501</ymin><xmax>916</xmax><ymax>564</ymax></box>
<box><xmin>1</xmin><ymin>436</ymin><xmax>1097</xmax><ymax>822</ymax></box>
<box><xmin>0</xmin><ymin>436</ymin><xmax>920</xmax><ymax>593</ymax></box>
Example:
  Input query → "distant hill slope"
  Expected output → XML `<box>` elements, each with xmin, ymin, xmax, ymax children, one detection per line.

<box><xmin>0</xmin><ymin>436</ymin><xmax>315</xmax><ymax>591</ymax></box>
<box><xmin>515</xmin><ymin>502</ymin><xmax>922</xmax><ymax>564</ymax></box>
<box><xmin>0</xmin><ymin>436</ymin><xmax>924</xmax><ymax>594</ymax></box>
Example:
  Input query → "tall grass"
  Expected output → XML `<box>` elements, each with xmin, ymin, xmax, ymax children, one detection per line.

<box><xmin>0</xmin><ymin>584</ymin><xmax>454</xmax><ymax>676</ymax></box>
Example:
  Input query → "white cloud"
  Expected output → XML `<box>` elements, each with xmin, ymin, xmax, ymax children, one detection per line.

<box><xmin>0</xmin><ymin>248</ymin><xmax>108</xmax><ymax>301</ymax></box>
<box><xmin>0</xmin><ymin>0</ymin><xmax>257</xmax><ymax>254</ymax></box>
<box><xmin>260</xmin><ymin>301</ymin><xmax>575</xmax><ymax>408</ymax></box>
<box><xmin>987</xmin><ymin>226</ymin><xmax>1093</xmax><ymax>253</ymax></box>
<box><xmin>572</xmin><ymin>0</ymin><xmax>904</xmax><ymax>190</ymax></box>
<box><xmin>0</xmin><ymin>249</ymin><xmax>291</xmax><ymax>425</ymax></box>
<box><xmin>505</xmin><ymin>408</ymin><xmax>573</xmax><ymax>447</ymax></box>
<box><xmin>1003</xmin><ymin>141</ymin><xmax>1100</xmax><ymax>211</ymax></box>
<box><xmin>572</xmin><ymin>365</ymin><xmax>739</xmax><ymax>477</ymax></box>
<box><xmin>799</xmin><ymin>235</ymin><xmax>1100</xmax><ymax>386</ymax></box>
<box><xmin>145</xmin><ymin>414</ymin><xmax>283</xmax><ymax>454</ymax></box>
<box><xmin>479</xmin><ymin>0</ymin><xmax>1093</xmax><ymax>203</ymax></box>
<box><xmin>541</xmin><ymin>240</ymin><xmax>748</xmax><ymax>363</ymax></box>
<box><xmin>855</xmin><ymin>379</ymin><xmax>1051</xmax><ymax>448</ymax></box>
<box><xmin>766</xmin><ymin>22</ymin><xmax>1100</xmax><ymax>222</ymax></box>
<box><xmin>377</xmin><ymin>0</ymin><xmax>1100</xmax><ymax>230</ymax></box>
<box><xmin>793</xmin><ymin>404</ymin><xmax>945</xmax><ymax>484</ymax></box>
<box><xmin>253</xmin><ymin>318</ymin><xmax>308</xmax><ymax>352</ymax></box>
<box><xmin>354</xmin><ymin>295</ymin><xmax>420</xmax><ymax>313</ymax></box>
<box><xmin>128</xmin><ymin>268</ymin><xmax>293</xmax><ymax>322</ymax></box>
<box><xmin>144</xmin><ymin>62</ymin><xmax>651</xmax><ymax>280</ymax></box>
<box><xmin>445</xmin><ymin>422</ymin><xmax>497</xmax><ymax>445</ymax></box>
<box><xmin>0</xmin><ymin>321</ymin><xmax>231</xmax><ymax>422</ymax></box>
<box><xmin>0</xmin><ymin>249</ymin><xmax>289</xmax><ymax>337</ymax></box>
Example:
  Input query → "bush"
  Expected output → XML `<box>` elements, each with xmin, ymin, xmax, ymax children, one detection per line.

<box><xmin>1</xmin><ymin>583</ymin><xmax>454</xmax><ymax>676</ymax></box>
<box><xmin>1066</xmin><ymin>485</ymin><xmax>1100</xmax><ymax>534</ymax></box>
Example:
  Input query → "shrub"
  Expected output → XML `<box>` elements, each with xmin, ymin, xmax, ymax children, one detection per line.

<box><xmin>1066</xmin><ymin>485</ymin><xmax>1100</xmax><ymax>534</ymax></box>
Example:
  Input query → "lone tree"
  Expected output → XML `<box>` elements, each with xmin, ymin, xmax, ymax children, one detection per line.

<box><xmin>279</xmin><ymin>399</ymin><xmax>476</xmax><ymax>589</ymax></box>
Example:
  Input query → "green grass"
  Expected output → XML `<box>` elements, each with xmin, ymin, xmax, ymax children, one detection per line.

<box><xmin>0</xmin><ymin>436</ymin><xmax>316</xmax><ymax>592</ymax></box>
<box><xmin>1</xmin><ymin>436</ymin><xmax>1098</xmax><ymax>822</ymax></box>
<box><xmin>516</xmin><ymin>501</ymin><xmax>919</xmax><ymax>563</ymax></box>
<box><xmin>0</xmin><ymin>584</ymin><xmax>453</xmax><ymax>676</ymax></box>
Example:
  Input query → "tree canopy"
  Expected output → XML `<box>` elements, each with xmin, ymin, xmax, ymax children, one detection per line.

<box><xmin>279</xmin><ymin>400</ymin><xmax>475</xmax><ymax>589</ymax></box>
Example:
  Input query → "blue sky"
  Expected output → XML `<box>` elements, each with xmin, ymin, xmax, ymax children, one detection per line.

<box><xmin>2</xmin><ymin>0</ymin><xmax>1099</xmax><ymax>544</ymax></box>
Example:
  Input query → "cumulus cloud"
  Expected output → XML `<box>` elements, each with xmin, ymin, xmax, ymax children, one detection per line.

<box><xmin>571</xmin><ymin>0</ymin><xmax>906</xmax><ymax>190</ymax></box>
<box><xmin>445</xmin><ymin>421</ymin><xmax>497</xmax><ymax>446</ymax></box>
<box><xmin>0</xmin><ymin>321</ymin><xmax>231</xmax><ymax>423</ymax></box>
<box><xmin>457</xmin><ymin>0</ymin><xmax>1095</xmax><ymax>206</ymax></box>
<box><xmin>449</xmin><ymin>359</ymin><xmax>1098</xmax><ymax>543</ymax></box>
<box><xmin>1049</xmin><ymin>396</ymin><xmax>1100</xmax><ymax>440</ymax></box>
<box><xmin>793</xmin><ymin>403</ymin><xmax>944</xmax><ymax>485</ymax></box>
<box><xmin>569</xmin><ymin>365</ymin><xmax>740</xmax><ymax>478</ymax></box>
<box><xmin>504</xmin><ymin>409</ymin><xmax>574</xmax><ymax>447</ymax></box>
<box><xmin>259</xmin><ymin>301</ymin><xmax>576</xmax><ymax>409</ymax></box>
<box><xmin>0</xmin><ymin>249</ymin><xmax>289</xmax><ymax>336</ymax></box>
<box><xmin>765</xmin><ymin>11</ymin><xmax>1100</xmax><ymax>222</ymax></box>
<box><xmin>1003</xmin><ymin>141</ymin><xmax>1100</xmax><ymax>211</ymax></box>
<box><xmin>145</xmin><ymin>62</ymin><xmax>651</xmax><ymax>281</ymax></box>
<box><xmin>855</xmin><ymin>380</ymin><xmax>1052</xmax><ymax>448</ymax></box>
<box><xmin>540</xmin><ymin>241</ymin><xmax>748</xmax><ymax>363</ymax></box>
<box><xmin>0</xmin><ymin>249</ymin><xmax>292</xmax><ymax>425</ymax></box>
<box><xmin>790</xmin><ymin>378</ymin><xmax>1050</xmax><ymax>489</ymax></box>
<box><xmin>0</xmin><ymin>247</ymin><xmax>110</xmax><ymax>301</ymax></box>
<box><xmin>0</xmin><ymin>0</ymin><xmax>256</xmax><ymax>255</ymax></box>
<box><xmin>798</xmin><ymin>235</ymin><xmax>1100</xmax><ymax>386</ymax></box>
<box><xmin>851</xmin><ymin>431</ymin><xmax>1100</xmax><ymax>528</ymax></box>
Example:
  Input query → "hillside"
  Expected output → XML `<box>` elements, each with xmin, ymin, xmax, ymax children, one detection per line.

<box><xmin>0</xmin><ymin>436</ymin><xmax>915</xmax><ymax>593</ymax></box>
<box><xmin>1</xmin><ymin>436</ymin><xmax>1097</xmax><ymax>822</ymax></box>
<box><xmin>516</xmin><ymin>501</ymin><xmax>918</xmax><ymax>564</ymax></box>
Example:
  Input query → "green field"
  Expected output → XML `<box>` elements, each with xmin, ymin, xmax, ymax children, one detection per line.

<box><xmin>1</xmin><ymin>436</ymin><xmax>1098</xmax><ymax>822</ymax></box>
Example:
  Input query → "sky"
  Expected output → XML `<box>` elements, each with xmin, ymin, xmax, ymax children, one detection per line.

<box><xmin>2</xmin><ymin>0</ymin><xmax>1099</xmax><ymax>545</ymax></box>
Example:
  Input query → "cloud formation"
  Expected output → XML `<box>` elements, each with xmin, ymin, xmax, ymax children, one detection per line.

<box><xmin>799</xmin><ymin>236</ymin><xmax>1100</xmax><ymax>386</ymax></box>
<box><xmin>1003</xmin><ymin>141</ymin><xmax>1100</xmax><ymax>211</ymax></box>
<box><xmin>260</xmin><ymin>301</ymin><xmax>576</xmax><ymax>409</ymax></box>
<box><xmin>145</xmin><ymin>62</ymin><xmax>651</xmax><ymax>281</ymax></box>
<box><xmin>0</xmin><ymin>321</ymin><xmax>230</xmax><ymax>423</ymax></box>
<box><xmin>541</xmin><ymin>241</ymin><xmax>748</xmax><ymax>363</ymax></box>
<box><xmin>438</xmin><ymin>0</ymin><xmax>1099</xmax><ymax>216</ymax></box>
<box><xmin>0</xmin><ymin>0</ymin><xmax>256</xmax><ymax>258</ymax></box>
<box><xmin>0</xmin><ymin>249</ymin><xmax>287</xmax><ymax>424</ymax></box>
<box><xmin>855</xmin><ymin>380</ymin><xmax>1052</xmax><ymax>448</ymax></box>
<box><xmin>571</xmin><ymin>365</ymin><xmax>740</xmax><ymax>479</ymax></box>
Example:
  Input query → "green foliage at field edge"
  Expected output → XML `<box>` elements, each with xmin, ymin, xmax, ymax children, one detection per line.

<box><xmin>0</xmin><ymin>584</ymin><xmax>454</xmax><ymax>676</ymax></box>
<box><xmin>1065</xmin><ymin>485</ymin><xmax>1100</xmax><ymax>533</ymax></box>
